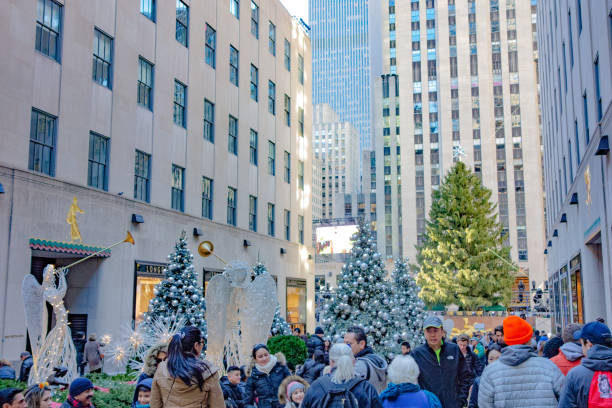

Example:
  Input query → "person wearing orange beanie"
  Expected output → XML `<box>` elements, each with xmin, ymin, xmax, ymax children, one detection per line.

<box><xmin>477</xmin><ymin>316</ymin><xmax>565</xmax><ymax>407</ymax></box>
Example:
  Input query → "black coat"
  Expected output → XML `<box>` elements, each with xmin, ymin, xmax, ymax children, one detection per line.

<box><xmin>19</xmin><ymin>356</ymin><xmax>33</xmax><ymax>382</ymax></box>
<box><xmin>221</xmin><ymin>376</ymin><xmax>245</xmax><ymax>408</ymax></box>
<box><xmin>243</xmin><ymin>363</ymin><xmax>290</xmax><ymax>408</ymax></box>
<box><xmin>301</xmin><ymin>374</ymin><xmax>383</xmax><ymax>408</ymax></box>
<box><xmin>463</xmin><ymin>348</ymin><xmax>484</xmax><ymax>377</ymax></box>
<box><xmin>412</xmin><ymin>341</ymin><xmax>473</xmax><ymax>408</ymax></box>
<box><xmin>297</xmin><ymin>359</ymin><xmax>325</xmax><ymax>384</ymax></box>
<box><xmin>306</xmin><ymin>335</ymin><xmax>324</xmax><ymax>357</ymax></box>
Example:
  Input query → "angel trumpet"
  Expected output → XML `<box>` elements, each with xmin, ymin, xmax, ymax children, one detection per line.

<box><xmin>58</xmin><ymin>231</ymin><xmax>135</xmax><ymax>273</ymax></box>
<box><xmin>197</xmin><ymin>240</ymin><xmax>227</xmax><ymax>264</ymax></box>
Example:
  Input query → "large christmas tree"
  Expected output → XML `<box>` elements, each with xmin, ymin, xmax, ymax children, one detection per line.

<box><xmin>416</xmin><ymin>161</ymin><xmax>515</xmax><ymax>309</ymax></box>
<box><xmin>320</xmin><ymin>221</ymin><xmax>396</xmax><ymax>356</ymax></box>
<box><xmin>143</xmin><ymin>232</ymin><xmax>207</xmax><ymax>337</ymax></box>
<box><xmin>389</xmin><ymin>258</ymin><xmax>426</xmax><ymax>351</ymax></box>
<box><xmin>253</xmin><ymin>262</ymin><xmax>291</xmax><ymax>336</ymax></box>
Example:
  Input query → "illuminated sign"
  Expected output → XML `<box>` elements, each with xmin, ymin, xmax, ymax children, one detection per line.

<box><xmin>315</xmin><ymin>225</ymin><xmax>358</xmax><ymax>255</ymax></box>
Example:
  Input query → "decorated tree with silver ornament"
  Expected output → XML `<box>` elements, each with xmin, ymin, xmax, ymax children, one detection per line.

<box><xmin>143</xmin><ymin>232</ymin><xmax>206</xmax><ymax>337</ymax></box>
<box><xmin>388</xmin><ymin>258</ymin><xmax>426</xmax><ymax>352</ymax></box>
<box><xmin>253</xmin><ymin>262</ymin><xmax>291</xmax><ymax>336</ymax></box>
<box><xmin>320</xmin><ymin>221</ymin><xmax>396</xmax><ymax>357</ymax></box>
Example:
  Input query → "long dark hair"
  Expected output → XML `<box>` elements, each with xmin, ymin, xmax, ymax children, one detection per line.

<box><xmin>167</xmin><ymin>326</ymin><xmax>212</xmax><ymax>389</ymax></box>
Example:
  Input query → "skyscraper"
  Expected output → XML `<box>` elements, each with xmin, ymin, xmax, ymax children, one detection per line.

<box><xmin>374</xmin><ymin>0</ymin><xmax>546</xmax><ymax>287</ymax></box>
<box><xmin>309</xmin><ymin>0</ymin><xmax>382</xmax><ymax>152</ymax></box>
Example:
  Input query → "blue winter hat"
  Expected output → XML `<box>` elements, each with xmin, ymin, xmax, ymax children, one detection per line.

<box><xmin>573</xmin><ymin>321</ymin><xmax>612</xmax><ymax>345</ymax></box>
<box><xmin>315</xmin><ymin>327</ymin><xmax>324</xmax><ymax>335</ymax></box>
<box><xmin>69</xmin><ymin>377</ymin><xmax>94</xmax><ymax>397</ymax></box>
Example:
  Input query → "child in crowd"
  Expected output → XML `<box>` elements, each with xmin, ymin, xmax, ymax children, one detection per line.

<box><xmin>278</xmin><ymin>376</ymin><xmax>309</xmax><ymax>408</ymax></box>
<box><xmin>220</xmin><ymin>366</ymin><xmax>245</xmax><ymax>408</ymax></box>
<box><xmin>132</xmin><ymin>377</ymin><xmax>153</xmax><ymax>408</ymax></box>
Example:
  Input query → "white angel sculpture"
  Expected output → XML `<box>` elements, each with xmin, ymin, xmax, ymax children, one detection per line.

<box><xmin>205</xmin><ymin>261</ymin><xmax>277</xmax><ymax>368</ymax></box>
<box><xmin>23</xmin><ymin>265</ymin><xmax>77</xmax><ymax>385</ymax></box>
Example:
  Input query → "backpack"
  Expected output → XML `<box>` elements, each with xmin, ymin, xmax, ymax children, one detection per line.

<box><xmin>312</xmin><ymin>376</ymin><xmax>364</xmax><ymax>408</ymax></box>
<box><xmin>588</xmin><ymin>371</ymin><xmax>612</xmax><ymax>407</ymax></box>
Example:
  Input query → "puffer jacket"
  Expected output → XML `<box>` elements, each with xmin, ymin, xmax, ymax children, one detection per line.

<box><xmin>19</xmin><ymin>356</ymin><xmax>33</xmax><ymax>382</ymax></box>
<box><xmin>0</xmin><ymin>365</ymin><xmax>16</xmax><ymax>379</ymax></box>
<box><xmin>243</xmin><ymin>362</ymin><xmax>291</xmax><ymax>408</ymax></box>
<box><xmin>301</xmin><ymin>373</ymin><xmax>383</xmax><ymax>408</ymax></box>
<box><xmin>558</xmin><ymin>344</ymin><xmax>612</xmax><ymax>408</ymax></box>
<box><xmin>306</xmin><ymin>335</ymin><xmax>324</xmax><ymax>358</ymax></box>
<box><xmin>150</xmin><ymin>359</ymin><xmax>225</xmax><ymax>408</ymax></box>
<box><xmin>354</xmin><ymin>347</ymin><xmax>388</xmax><ymax>393</ymax></box>
<box><xmin>297</xmin><ymin>359</ymin><xmax>325</xmax><ymax>384</ymax></box>
<box><xmin>138</xmin><ymin>343</ymin><xmax>169</xmax><ymax>383</ymax></box>
<box><xmin>550</xmin><ymin>342</ymin><xmax>583</xmax><ymax>375</ymax></box>
<box><xmin>477</xmin><ymin>345</ymin><xmax>565</xmax><ymax>408</ymax></box>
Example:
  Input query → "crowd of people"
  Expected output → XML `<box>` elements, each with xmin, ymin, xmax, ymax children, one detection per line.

<box><xmin>1</xmin><ymin>316</ymin><xmax>611</xmax><ymax>408</ymax></box>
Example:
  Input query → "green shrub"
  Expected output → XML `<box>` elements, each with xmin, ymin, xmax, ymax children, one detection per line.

<box><xmin>267</xmin><ymin>335</ymin><xmax>308</xmax><ymax>367</ymax></box>
<box><xmin>0</xmin><ymin>379</ymin><xmax>26</xmax><ymax>390</ymax></box>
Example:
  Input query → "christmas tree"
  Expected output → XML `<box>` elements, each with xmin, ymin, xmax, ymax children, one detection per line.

<box><xmin>416</xmin><ymin>161</ymin><xmax>515</xmax><ymax>309</ymax></box>
<box><xmin>388</xmin><ymin>258</ymin><xmax>426</xmax><ymax>351</ymax></box>
<box><xmin>253</xmin><ymin>262</ymin><xmax>291</xmax><ymax>336</ymax></box>
<box><xmin>320</xmin><ymin>221</ymin><xmax>396</xmax><ymax>357</ymax></box>
<box><xmin>143</xmin><ymin>232</ymin><xmax>207</xmax><ymax>337</ymax></box>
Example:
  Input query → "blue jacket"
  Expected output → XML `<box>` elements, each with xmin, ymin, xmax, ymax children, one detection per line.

<box><xmin>301</xmin><ymin>373</ymin><xmax>383</xmax><ymax>408</ymax></box>
<box><xmin>558</xmin><ymin>344</ymin><xmax>612</xmax><ymax>408</ymax></box>
<box><xmin>220</xmin><ymin>375</ymin><xmax>245</xmax><ymax>408</ymax></box>
<box><xmin>412</xmin><ymin>341</ymin><xmax>473</xmax><ymax>408</ymax></box>
<box><xmin>0</xmin><ymin>365</ymin><xmax>16</xmax><ymax>380</ymax></box>
<box><xmin>19</xmin><ymin>356</ymin><xmax>33</xmax><ymax>382</ymax></box>
<box><xmin>380</xmin><ymin>383</ymin><xmax>442</xmax><ymax>408</ymax></box>
<box><xmin>132</xmin><ymin>377</ymin><xmax>153</xmax><ymax>408</ymax></box>
<box><xmin>243</xmin><ymin>363</ymin><xmax>290</xmax><ymax>408</ymax></box>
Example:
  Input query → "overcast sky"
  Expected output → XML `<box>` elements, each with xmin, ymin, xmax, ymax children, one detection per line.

<box><xmin>280</xmin><ymin>0</ymin><xmax>309</xmax><ymax>24</ymax></box>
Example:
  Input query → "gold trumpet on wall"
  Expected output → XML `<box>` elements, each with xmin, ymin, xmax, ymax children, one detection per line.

<box><xmin>198</xmin><ymin>240</ymin><xmax>227</xmax><ymax>264</ymax></box>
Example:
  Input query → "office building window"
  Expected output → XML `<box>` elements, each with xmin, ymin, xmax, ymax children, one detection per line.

<box><xmin>594</xmin><ymin>56</ymin><xmax>603</xmax><ymax>121</ymax></box>
<box><xmin>228</xmin><ymin>115</ymin><xmax>238</xmax><ymax>154</ymax></box>
<box><xmin>284</xmin><ymin>151</ymin><xmax>290</xmax><ymax>183</ymax></box>
<box><xmin>28</xmin><ymin>109</ymin><xmax>56</xmax><ymax>176</ymax></box>
<box><xmin>250</xmin><ymin>1</ymin><xmax>259</xmax><ymax>38</ymax></box>
<box><xmin>249</xmin><ymin>129</ymin><xmax>258</xmax><ymax>165</ymax></box>
<box><xmin>298</xmin><ymin>160</ymin><xmax>304</xmax><ymax>190</ymax></box>
<box><xmin>92</xmin><ymin>29</ymin><xmax>112</xmax><ymax>88</ymax></box>
<box><xmin>268</xmin><ymin>22</ymin><xmax>276</xmax><ymax>55</ymax></box>
<box><xmin>87</xmin><ymin>132</ymin><xmax>109</xmax><ymax>191</ymax></box>
<box><xmin>36</xmin><ymin>0</ymin><xmax>62</xmax><ymax>61</ymax></box>
<box><xmin>140</xmin><ymin>0</ymin><xmax>155</xmax><ymax>21</ymax></box>
<box><xmin>173</xmin><ymin>80</ymin><xmax>186</xmax><ymax>127</ymax></box>
<box><xmin>249</xmin><ymin>195</ymin><xmax>257</xmax><ymax>231</ymax></box>
<box><xmin>267</xmin><ymin>203</ymin><xmax>275</xmax><ymax>236</ymax></box>
<box><xmin>284</xmin><ymin>39</ymin><xmax>291</xmax><ymax>70</ymax></box>
<box><xmin>230</xmin><ymin>0</ymin><xmax>239</xmax><ymax>19</ymax></box>
<box><xmin>583</xmin><ymin>91</ymin><xmax>590</xmax><ymax>144</ymax></box>
<box><xmin>227</xmin><ymin>187</ymin><xmax>237</xmax><ymax>225</ymax></box>
<box><xmin>268</xmin><ymin>141</ymin><xmax>276</xmax><ymax>175</ymax></box>
<box><xmin>171</xmin><ymin>165</ymin><xmax>184</xmax><ymax>212</ymax></box>
<box><xmin>284</xmin><ymin>209</ymin><xmax>290</xmax><ymax>240</ymax></box>
<box><xmin>138</xmin><ymin>57</ymin><xmax>153</xmax><ymax>110</ymax></box>
<box><xmin>298</xmin><ymin>215</ymin><xmax>304</xmax><ymax>244</ymax></box>
<box><xmin>298</xmin><ymin>108</ymin><xmax>304</xmax><ymax>136</ymax></box>
<box><xmin>577</xmin><ymin>0</ymin><xmax>582</xmax><ymax>33</ymax></box>
<box><xmin>204</xmin><ymin>99</ymin><xmax>214</xmax><ymax>142</ymax></box>
<box><xmin>268</xmin><ymin>81</ymin><xmax>276</xmax><ymax>115</ymax></box>
<box><xmin>202</xmin><ymin>177</ymin><xmax>213</xmax><ymax>219</ymax></box>
<box><xmin>175</xmin><ymin>0</ymin><xmax>188</xmax><ymax>47</ymax></box>
<box><xmin>205</xmin><ymin>24</ymin><xmax>216</xmax><ymax>68</ymax></box>
<box><xmin>250</xmin><ymin>64</ymin><xmax>258</xmax><ymax>101</ymax></box>
<box><xmin>298</xmin><ymin>54</ymin><xmax>304</xmax><ymax>84</ymax></box>
<box><xmin>134</xmin><ymin>150</ymin><xmax>151</xmax><ymax>202</ymax></box>
<box><xmin>284</xmin><ymin>94</ymin><xmax>291</xmax><ymax>126</ymax></box>
<box><xmin>230</xmin><ymin>46</ymin><xmax>239</xmax><ymax>86</ymax></box>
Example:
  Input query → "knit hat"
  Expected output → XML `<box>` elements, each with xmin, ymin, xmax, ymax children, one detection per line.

<box><xmin>315</xmin><ymin>327</ymin><xmax>324</xmax><ymax>335</ymax></box>
<box><xmin>287</xmin><ymin>381</ymin><xmax>305</xmax><ymax>399</ymax></box>
<box><xmin>503</xmin><ymin>315</ymin><xmax>533</xmax><ymax>345</ymax></box>
<box><xmin>542</xmin><ymin>336</ymin><xmax>564</xmax><ymax>358</ymax></box>
<box><xmin>69</xmin><ymin>377</ymin><xmax>94</xmax><ymax>397</ymax></box>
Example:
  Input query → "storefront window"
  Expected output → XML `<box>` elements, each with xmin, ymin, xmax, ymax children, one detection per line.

<box><xmin>552</xmin><ymin>277</ymin><xmax>561</xmax><ymax>334</ymax></box>
<box><xmin>560</xmin><ymin>265</ymin><xmax>570</xmax><ymax>328</ymax></box>
<box><xmin>286</xmin><ymin>278</ymin><xmax>306</xmax><ymax>333</ymax></box>
<box><xmin>570</xmin><ymin>254</ymin><xmax>584</xmax><ymax>324</ymax></box>
<box><xmin>134</xmin><ymin>261</ymin><xmax>166</xmax><ymax>323</ymax></box>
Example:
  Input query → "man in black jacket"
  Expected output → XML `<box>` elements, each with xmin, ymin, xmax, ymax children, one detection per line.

<box><xmin>412</xmin><ymin>316</ymin><xmax>473</xmax><ymax>408</ymax></box>
<box><xmin>457</xmin><ymin>333</ymin><xmax>484</xmax><ymax>377</ymax></box>
<box><xmin>306</xmin><ymin>327</ymin><xmax>325</xmax><ymax>357</ymax></box>
<box><xmin>220</xmin><ymin>366</ymin><xmax>245</xmax><ymax>408</ymax></box>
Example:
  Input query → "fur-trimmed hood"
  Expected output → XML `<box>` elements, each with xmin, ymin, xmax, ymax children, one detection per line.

<box><xmin>143</xmin><ymin>342</ymin><xmax>169</xmax><ymax>377</ymax></box>
<box><xmin>278</xmin><ymin>375</ymin><xmax>309</xmax><ymax>405</ymax></box>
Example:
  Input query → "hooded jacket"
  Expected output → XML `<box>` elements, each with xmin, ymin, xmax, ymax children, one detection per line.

<box><xmin>296</xmin><ymin>359</ymin><xmax>325</xmax><ymax>384</ymax></box>
<box><xmin>477</xmin><ymin>344</ymin><xmax>565</xmax><ymax>408</ymax></box>
<box><xmin>411</xmin><ymin>341</ymin><xmax>473</xmax><ymax>408</ymax></box>
<box><xmin>558</xmin><ymin>344</ymin><xmax>612</xmax><ymax>408</ymax></box>
<box><xmin>133</xmin><ymin>377</ymin><xmax>153</xmax><ymax>408</ymax></box>
<box><xmin>149</xmin><ymin>359</ymin><xmax>225</xmax><ymax>408</ymax></box>
<box><xmin>278</xmin><ymin>375</ymin><xmax>309</xmax><ymax>408</ymax></box>
<box><xmin>242</xmin><ymin>362</ymin><xmax>291</xmax><ymax>408</ymax></box>
<box><xmin>220</xmin><ymin>376</ymin><xmax>245</xmax><ymax>408</ymax></box>
<box><xmin>306</xmin><ymin>336</ymin><xmax>325</xmax><ymax>358</ymax></box>
<box><xmin>139</xmin><ymin>343</ymin><xmax>169</xmax><ymax>383</ymax></box>
<box><xmin>301</xmin><ymin>373</ymin><xmax>383</xmax><ymax>408</ymax></box>
<box><xmin>354</xmin><ymin>347</ymin><xmax>388</xmax><ymax>393</ymax></box>
<box><xmin>550</xmin><ymin>342</ymin><xmax>583</xmax><ymax>376</ymax></box>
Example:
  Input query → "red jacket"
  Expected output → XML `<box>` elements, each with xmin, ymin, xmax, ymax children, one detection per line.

<box><xmin>550</xmin><ymin>343</ymin><xmax>583</xmax><ymax>375</ymax></box>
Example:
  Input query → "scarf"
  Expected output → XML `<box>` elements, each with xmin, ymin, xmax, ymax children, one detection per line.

<box><xmin>379</xmin><ymin>382</ymin><xmax>421</xmax><ymax>401</ymax></box>
<box><xmin>66</xmin><ymin>396</ymin><xmax>94</xmax><ymax>408</ymax></box>
<box><xmin>255</xmin><ymin>355</ymin><xmax>278</xmax><ymax>375</ymax></box>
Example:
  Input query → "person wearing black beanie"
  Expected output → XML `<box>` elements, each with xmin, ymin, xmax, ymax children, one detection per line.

<box><xmin>543</xmin><ymin>336</ymin><xmax>564</xmax><ymax>359</ymax></box>
<box><xmin>60</xmin><ymin>377</ymin><xmax>95</xmax><ymax>408</ymax></box>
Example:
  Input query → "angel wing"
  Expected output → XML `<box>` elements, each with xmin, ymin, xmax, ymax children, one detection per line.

<box><xmin>204</xmin><ymin>274</ymin><xmax>232</xmax><ymax>367</ymax></box>
<box><xmin>236</xmin><ymin>273</ymin><xmax>277</xmax><ymax>365</ymax></box>
<box><xmin>21</xmin><ymin>274</ymin><xmax>46</xmax><ymax>356</ymax></box>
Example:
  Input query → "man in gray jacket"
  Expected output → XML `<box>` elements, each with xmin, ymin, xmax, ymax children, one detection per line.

<box><xmin>344</xmin><ymin>326</ymin><xmax>388</xmax><ymax>393</ymax></box>
<box><xmin>478</xmin><ymin>315</ymin><xmax>565</xmax><ymax>408</ymax></box>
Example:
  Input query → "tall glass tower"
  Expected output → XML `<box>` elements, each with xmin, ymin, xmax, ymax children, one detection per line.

<box><xmin>309</xmin><ymin>0</ymin><xmax>382</xmax><ymax>153</ymax></box>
